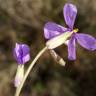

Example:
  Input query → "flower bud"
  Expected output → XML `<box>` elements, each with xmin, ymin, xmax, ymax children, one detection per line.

<box><xmin>13</xmin><ymin>43</ymin><xmax>30</xmax><ymax>65</ymax></box>
<box><xmin>50</xmin><ymin>50</ymin><xmax>66</xmax><ymax>66</ymax></box>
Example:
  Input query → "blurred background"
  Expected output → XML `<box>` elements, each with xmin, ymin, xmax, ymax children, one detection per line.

<box><xmin>0</xmin><ymin>0</ymin><xmax>96</xmax><ymax>96</ymax></box>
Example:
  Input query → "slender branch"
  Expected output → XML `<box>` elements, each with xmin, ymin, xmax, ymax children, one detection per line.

<box><xmin>15</xmin><ymin>46</ymin><xmax>48</xmax><ymax>96</ymax></box>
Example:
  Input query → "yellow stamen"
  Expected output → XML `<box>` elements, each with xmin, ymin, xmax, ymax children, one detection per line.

<box><xmin>73</xmin><ymin>28</ymin><xmax>79</xmax><ymax>33</ymax></box>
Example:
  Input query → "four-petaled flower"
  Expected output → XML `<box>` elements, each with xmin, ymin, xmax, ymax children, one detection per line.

<box><xmin>13</xmin><ymin>43</ymin><xmax>30</xmax><ymax>87</ymax></box>
<box><xmin>44</xmin><ymin>3</ymin><xmax>96</xmax><ymax>60</ymax></box>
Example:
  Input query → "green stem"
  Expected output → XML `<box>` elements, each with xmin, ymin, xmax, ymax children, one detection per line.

<box><xmin>15</xmin><ymin>46</ymin><xmax>48</xmax><ymax>96</ymax></box>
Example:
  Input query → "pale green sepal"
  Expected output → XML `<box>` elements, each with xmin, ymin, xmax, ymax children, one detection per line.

<box><xmin>46</xmin><ymin>31</ymin><xmax>72</xmax><ymax>49</ymax></box>
<box><xmin>14</xmin><ymin>65</ymin><xmax>24</xmax><ymax>87</ymax></box>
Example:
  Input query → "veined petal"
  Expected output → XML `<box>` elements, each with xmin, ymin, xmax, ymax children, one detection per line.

<box><xmin>68</xmin><ymin>36</ymin><xmax>76</xmax><ymax>60</ymax></box>
<box><xmin>75</xmin><ymin>33</ymin><xmax>96</xmax><ymax>50</ymax></box>
<box><xmin>44</xmin><ymin>22</ymin><xmax>67</xmax><ymax>39</ymax></box>
<box><xmin>64</xmin><ymin>3</ymin><xmax>77</xmax><ymax>29</ymax></box>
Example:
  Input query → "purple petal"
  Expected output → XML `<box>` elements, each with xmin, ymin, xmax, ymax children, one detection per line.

<box><xmin>44</xmin><ymin>22</ymin><xmax>67</xmax><ymax>39</ymax></box>
<box><xmin>75</xmin><ymin>33</ymin><xmax>96</xmax><ymax>50</ymax></box>
<box><xmin>63</xmin><ymin>3</ymin><xmax>77</xmax><ymax>29</ymax></box>
<box><xmin>68</xmin><ymin>36</ymin><xmax>76</xmax><ymax>60</ymax></box>
<box><xmin>22</xmin><ymin>44</ymin><xmax>30</xmax><ymax>63</ymax></box>
<box><xmin>14</xmin><ymin>43</ymin><xmax>23</xmax><ymax>64</ymax></box>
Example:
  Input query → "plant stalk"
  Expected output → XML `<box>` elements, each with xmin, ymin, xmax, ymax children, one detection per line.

<box><xmin>15</xmin><ymin>46</ymin><xmax>47</xmax><ymax>96</ymax></box>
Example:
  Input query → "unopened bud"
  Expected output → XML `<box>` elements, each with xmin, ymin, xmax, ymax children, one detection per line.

<box><xmin>50</xmin><ymin>50</ymin><xmax>66</xmax><ymax>66</ymax></box>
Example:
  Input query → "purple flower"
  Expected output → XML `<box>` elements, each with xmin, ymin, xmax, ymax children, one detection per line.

<box><xmin>44</xmin><ymin>3</ymin><xmax>96</xmax><ymax>60</ymax></box>
<box><xmin>13</xmin><ymin>43</ymin><xmax>30</xmax><ymax>87</ymax></box>
<box><xmin>14</xmin><ymin>43</ymin><xmax>30</xmax><ymax>64</ymax></box>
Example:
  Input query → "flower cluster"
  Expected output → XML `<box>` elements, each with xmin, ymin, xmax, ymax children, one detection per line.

<box><xmin>13</xmin><ymin>3</ymin><xmax>96</xmax><ymax>96</ymax></box>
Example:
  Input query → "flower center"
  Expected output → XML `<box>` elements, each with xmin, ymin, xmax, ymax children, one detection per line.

<box><xmin>73</xmin><ymin>28</ymin><xmax>79</xmax><ymax>33</ymax></box>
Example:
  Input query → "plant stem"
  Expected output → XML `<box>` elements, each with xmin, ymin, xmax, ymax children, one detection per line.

<box><xmin>15</xmin><ymin>46</ymin><xmax>48</xmax><ymax>96</ymax></box>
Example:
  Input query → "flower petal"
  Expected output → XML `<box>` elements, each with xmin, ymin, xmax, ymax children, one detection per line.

<box><xmin>22</xmin><ymin>44</ymin><xmax>30</xmax><ymax>63</ymax></box>
<box><xmin>44</xmin><ymin>22</ymin><xmax>67</xmax><ymax>39</ymax></box>
<box><xmin>63</xmin><ymin>3</ymin><xmax>77</xmax><ymax>29</ymax></box>
<box><xmin>75</xmin><ymin>33</ymin><xmax>96</xmax><ymax>50</ymax></box>
<box><xmin>68</xmin><ymin>36</ymin><xmax>76</xmax><ymax>60</ymax></box>
<box><xmin>14</xmin><ymin>43</ymin><xmax>23</xmax><ymax>64</ymax></box>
